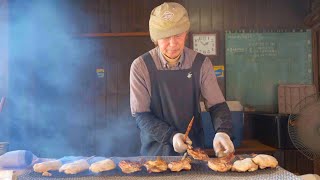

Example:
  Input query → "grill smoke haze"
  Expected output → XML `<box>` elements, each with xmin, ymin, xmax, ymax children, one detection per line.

<box><xmin>1</xmin><ymin>1</ymin><xmax>140</xmax><ymax>158</ymax></box>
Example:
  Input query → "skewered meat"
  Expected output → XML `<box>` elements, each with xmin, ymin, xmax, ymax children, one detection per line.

<box><xmin>89</xmin><ymin>159</ymin><xmax>116</xmax><ymax>173</ymax></box>
<box><xmin>118</xmin><ymin>160</ymin><xmax>142</xmax><ymax>174</ymax></box>
<box><xmin>252</xmin><ymin>154</ymin><xmax>278</xmax><ymax>169</ymax></box>
<box><xmin>216</xmin><ymin>151</ymin><xmax>229</xmax><ymax>158</ymax></box>
<box><xmin>33</xmin><ymin>160</ymin><xmax>62</xmax><ymax>176</ymax></box>
<box><xmin>231</xmin><ymin>158</ymin><xmax>258</xmax><ymax>172</ymax></box>
<box><xmin>187</xmin><ymin>146</ymin><xmax>209</xmax><ymax>161</ymax></box>
<box><xmin>208</xmin><ymin>153</ymin><xmax>235</xmax><ymax>172</ymax></box>
<box><xmin>183</xmin><ymin>116</ymin><xmax>194</xmax><ymax>142</ymax></box>
<box><xmin>42</xmin><ymin>172</ymin><xmax>52</xmax><ymax>177</ymax></box>
<box><xmin>59</xmin><ymin>159</ymin><xmax>90</xmax><ymax>174</ymax></box>
<box><xmin>168</xmin><ymin>157</ymin><xmax>192</xmax><ymax>172</ymax></box>
<box><xmin>143</xmin><ymin>156</ymin><xmax>168</xmax><ymax>173</ymax></box>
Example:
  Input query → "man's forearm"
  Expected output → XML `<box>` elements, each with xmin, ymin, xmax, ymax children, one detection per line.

<box><xmin>208</xmin><ymin>102</ymin><xmax>232</xmax><ymax>137</ymax></box>
<box><xmin>135</xmin><ymin>112</ymin><xmax>177</xmax><ymax>144</ymax></box>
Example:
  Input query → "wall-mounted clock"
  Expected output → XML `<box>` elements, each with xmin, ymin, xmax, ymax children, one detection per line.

<box><xmin>192</xmin><ymin>33</ymin><xmax>218</xmax><ymax>56</ymax></box>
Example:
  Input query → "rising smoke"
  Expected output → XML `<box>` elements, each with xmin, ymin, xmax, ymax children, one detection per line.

<box><xmin>2</xmin><ymin>1</ymin><xmax>140</xmax><ymax>158</ymax></box>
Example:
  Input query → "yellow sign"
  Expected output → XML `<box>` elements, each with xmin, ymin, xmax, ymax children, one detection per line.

<box><xmin>96</xmin><ymin>69</ymin><xmax>104</xmax><ymax>73</ymax></box>
<box><xmin>96</xmin><ymin>68</ymin><xmax>105</xmax><ymax>78</ymax></box>
<box><xmin>213</xmin><ymin>66</ymin><xmax>224</xmax><ymax>77</ymax></box>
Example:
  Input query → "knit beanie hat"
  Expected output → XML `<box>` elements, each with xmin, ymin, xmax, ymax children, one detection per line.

<box><xmin>149</xmin><ymin>2</ymin><xmax>190</xmax><ymax>42</ymax></box>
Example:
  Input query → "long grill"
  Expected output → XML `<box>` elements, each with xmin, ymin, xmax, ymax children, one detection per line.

<box><xmin>18</xmin><ymin>156</ymin><xmax>299</xmax><ymax>180</ymax></box>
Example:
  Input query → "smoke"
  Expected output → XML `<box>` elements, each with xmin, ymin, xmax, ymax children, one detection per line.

<box><xmin>3</xmin><ymin>1</ymin><xmax>140</xmax><ymax>158</ymax></box>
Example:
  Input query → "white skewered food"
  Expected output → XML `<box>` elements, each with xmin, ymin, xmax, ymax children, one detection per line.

<box><xmin>59</xmin><ymin>159</ymin><xmax>90</xmax><ymax>174</ymax></box>
<box><xmin>231</xmin><ymin>158</ymin><xmax>258</xmax><ymax>172</ymax></box>
<box><xmin>89</xmin><ymin>159</ymin><xmax>116</xmax><ymax>173</ymax></box>
<box><xmin>41</xmin><ymin>171</ymin><xmax>52</xmax><ymax>176</ymax></box>
<box><xmin>33</xmin><ymin>160</ymin><xmax>62</xmax><ymax>176</ymax></box>
<box><xmin>252</xmin><ymin>154</ymin><xmax>278</xmax><ymax>169</ymax></box>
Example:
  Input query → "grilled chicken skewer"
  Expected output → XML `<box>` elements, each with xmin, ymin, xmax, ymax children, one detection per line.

<box><xmin>168</xmin><ymin>157</ymin><xmax>192</xmax><ymax>172</ymax></box>
<box><xmin>187</xmin><ymin>145</ymin><xmax>209</xmax><ymax>161</ymax></box>
<box><xmin>118</xmin><ymin>160</ymin><xmax>143</xmax><ymax>174</ymax></box>
<box><xmin>144</xmin><ymin>156</ymin><xmax>168</xmax><ymax>173</ymax></box>
<box><xmin>182</xmin><ymin>116</ymin><xmax>210</xmax><ymax>161</ymax></box>
<box><xmin>208</xmin><ymin>153</ymin><xmax>235</xmax><ymax>172</ymax></box>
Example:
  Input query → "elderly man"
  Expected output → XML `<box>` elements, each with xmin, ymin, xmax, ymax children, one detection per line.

<box><xmin>130</xmin><ymin>2</ymin><xmax>234</xmax><ymax>156</ymax></box>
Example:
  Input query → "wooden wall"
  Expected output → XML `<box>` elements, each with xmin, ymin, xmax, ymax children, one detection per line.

<box><xmin>67</xmin><ymin>0</ymin><xmax>311</xmax><ymax>94</ymax></box>
<box><xmin>5</xmin><ymin>0</ymin><xmax>313</xmax><ymax>159</ymax></box>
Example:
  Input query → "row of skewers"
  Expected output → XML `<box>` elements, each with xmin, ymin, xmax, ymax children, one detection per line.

<box><xmin>33</xmin><ymin>116</ymin><xmax>278</xmax><ymax>176</ymax></box>
<box><xmin>32</xmin><ymin>145</ymin><xmax>210</xmax><ymax>176</ymax></box>
<box><xmin>33</xmin><ymin>150</ymin><xmax>278</xmax><ymax>176</ymax></box>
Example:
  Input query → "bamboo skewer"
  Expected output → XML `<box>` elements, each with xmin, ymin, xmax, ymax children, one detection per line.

<box><xmin>183</xmin><ymin>116</ymin><xmax>194</xmax><ymax>142</ymax></box>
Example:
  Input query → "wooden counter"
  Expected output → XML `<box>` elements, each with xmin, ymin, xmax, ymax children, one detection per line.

<box><xmin>205</xmin><ymin>139</ymin><xmax>277</xmax><ymax>157</ymax></box>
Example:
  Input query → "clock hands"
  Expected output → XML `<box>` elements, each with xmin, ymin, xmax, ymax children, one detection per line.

<box><xmin>200</xmin><ymin>40</ymin><xmax>209</xmax><ymax>46</ymax></box>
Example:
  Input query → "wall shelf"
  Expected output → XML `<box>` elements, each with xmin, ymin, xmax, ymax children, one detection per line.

<box><xmin>77</xmin><ymin>32</ymin><xmax>149</xmax><ymax>37</ymax></box>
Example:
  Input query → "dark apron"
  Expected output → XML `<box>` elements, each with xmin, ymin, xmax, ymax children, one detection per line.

<box><xmin>140</xmin><ymin>52</ymin><xmax>206</xmax><ymax>156</ymax></box>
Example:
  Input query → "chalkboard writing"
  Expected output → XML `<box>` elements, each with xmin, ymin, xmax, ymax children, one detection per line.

<box><xmin>226</xmin><ymin>30</ymin><xmax>312</xmax><ymax>112</ymax></box>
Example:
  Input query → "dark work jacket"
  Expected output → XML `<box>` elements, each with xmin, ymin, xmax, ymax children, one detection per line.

<box><xmin>135</xmin><ymin>52</ymin><xmax>205</xmax><ymax>156</ymax></box>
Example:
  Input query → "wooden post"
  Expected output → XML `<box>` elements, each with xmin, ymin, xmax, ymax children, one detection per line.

<box><xmin>312</xmin><ymin>30</ymin><xmax>320</xmax><ymax>93</ymax></box>
<box><xmin>314</xmin><ymin>158</ymin><xmax>320</xmax><ymax>175</ymax></box>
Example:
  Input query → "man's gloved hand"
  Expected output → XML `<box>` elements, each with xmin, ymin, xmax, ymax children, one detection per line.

<box><xmin>172</xmin><ymin>133</ymin><xmax>192</xmax><ymax>153</ymax></box>
<box><xmin>213</xmin><ymin>132</ymin><xmax>234</xmax><ymax>157</ymax></box>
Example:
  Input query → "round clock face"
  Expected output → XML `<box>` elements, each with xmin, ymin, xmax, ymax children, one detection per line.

<box><xmin>192</xmin><ymin>34</ymin><xmax>217</xmax><ymax>55</ymax></box>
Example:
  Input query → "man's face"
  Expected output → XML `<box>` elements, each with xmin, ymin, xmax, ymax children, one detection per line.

<box><xmin>157</xmin><ymin>32</ymin><xmax>187</xmax><ymax>59</ymax></box>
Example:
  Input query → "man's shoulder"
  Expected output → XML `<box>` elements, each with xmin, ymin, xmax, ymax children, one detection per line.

<box><xmin>183</xmin><ymin>47</ymin><xmax>208</xmax><ymax>65</ymax></box>
<box><xmin>184</xmin><ymin>47</ymin><xmax>198</xmax><ymax>56</ymax></box>
<box><xmin>133</xmin><ymin>47</ymin><xmax>157</xmax><ymax>63</ymax></box>
<box><xmin>131</xmin><ymin>47</ymin><xmax>158</xmax><ymax>71</ymax></box>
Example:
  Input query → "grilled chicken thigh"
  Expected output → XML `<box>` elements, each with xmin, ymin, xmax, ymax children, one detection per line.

<box><xmin>144</xmin><ymin>156</ymin><xmax>168</xmax><ymax>173</ymax></box>
<box><xmin>187</xmin><ymin>147</ymin><xmax>209</xmax><ymax>161</ymax></box>
<box><xmin>118</xmin><ymin>160</ymin><xmax>142</xmax><ymax>174</ymax></box>
<box><xmin>168</xmin><ymin>157</ymin><xmax>192</xmax><ymax>172</ymax></box>
<box><xmin>208</xmin><ymin>153</ymin><xmax>235</xmax><ymax>172</ymax></box>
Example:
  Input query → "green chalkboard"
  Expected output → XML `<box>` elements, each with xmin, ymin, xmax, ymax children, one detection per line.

<box><xmin>225</xmin><ymin>30</ymin><xmax>313</xmax><ymax>112</ymax></box>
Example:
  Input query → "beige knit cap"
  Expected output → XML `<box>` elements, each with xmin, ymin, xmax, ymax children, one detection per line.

<box><xmin>149</xmin><ymin>2</ymin><xmax>190</xmax><ymax>42</ymax></box>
